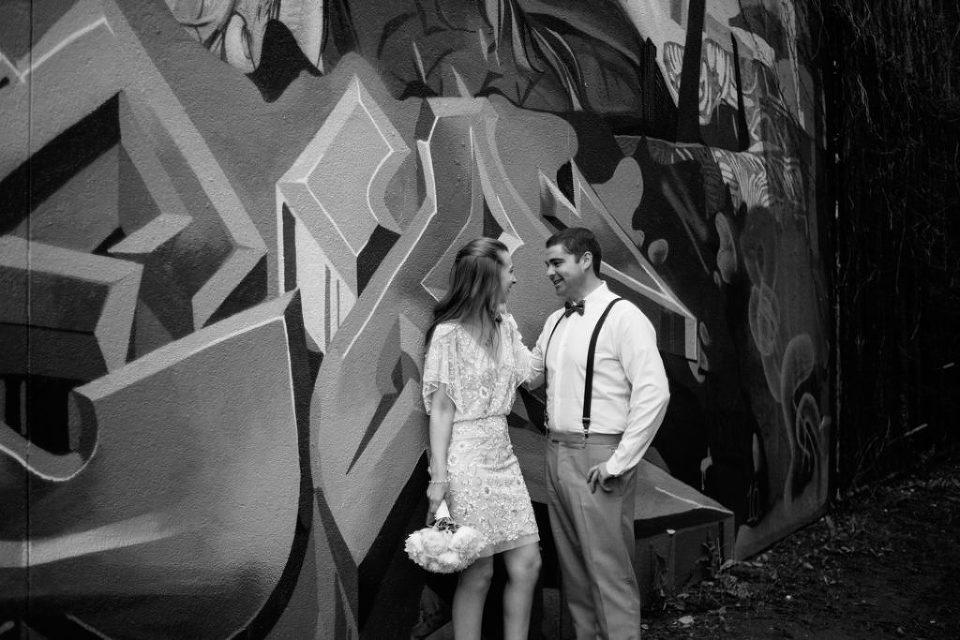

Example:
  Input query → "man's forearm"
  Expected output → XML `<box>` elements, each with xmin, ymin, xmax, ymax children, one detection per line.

<box><xmin>605</xmin><ymin>384</ymin><xmax>670</xmax><ymax>476</ymax></box>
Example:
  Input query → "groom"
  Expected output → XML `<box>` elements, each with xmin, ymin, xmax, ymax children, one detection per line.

<box><xmin>527</xmin><ymin>227</ymin><xmax>670</xmax><ymax>640</ymax></box>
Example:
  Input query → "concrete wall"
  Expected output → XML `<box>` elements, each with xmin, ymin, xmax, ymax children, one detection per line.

<box><xmin>0</xmin><ymin>0</ymin><xmax>829</xmax><ymax>637</ymax></box>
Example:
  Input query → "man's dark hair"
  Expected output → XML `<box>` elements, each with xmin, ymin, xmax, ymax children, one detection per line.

<box><xmin>545</xmin><ymin>227</ymin><xmax>602</xmax><ymax>277</ymax></box>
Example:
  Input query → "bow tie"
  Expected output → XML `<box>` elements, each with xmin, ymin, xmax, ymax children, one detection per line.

<box><xmin>564</xmin><ymin>300</ymin><xmax>585</xmax><ymax>317</ymax></box>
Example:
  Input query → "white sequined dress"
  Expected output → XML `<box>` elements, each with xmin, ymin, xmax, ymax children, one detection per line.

<box><xmin>422</xmin><ymin>314</ymin><xmax>540</xmax><ymax>557</ymax></box>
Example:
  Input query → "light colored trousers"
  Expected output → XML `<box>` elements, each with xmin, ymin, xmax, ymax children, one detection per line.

<box><xmin>546</xmin><ymin>438</ymin><xmax>641</xmax><ymax>640</ymax></box>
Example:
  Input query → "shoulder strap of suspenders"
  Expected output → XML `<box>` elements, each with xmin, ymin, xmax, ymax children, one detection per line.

<box><xmin>582</xmin><ymin>298</ymin><xmax>624</xmax><ymax>433</ymax></box>
<box><xmin>543</xmin><ymin>297</ymin><xmax>624</xmax><ymax>435</ymax></box>
<box><xmin>543</xmin><ymin>313</ymin><xmax>566</xmax><ymax>360</ymax></box>
<box><xmin>541</xmin><ymin>312</ymin><xmax>566</xmax><ymax>429</ymax></box>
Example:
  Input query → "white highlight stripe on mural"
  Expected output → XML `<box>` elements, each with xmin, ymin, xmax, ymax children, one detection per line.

<box><xmin>654</xmin><ymin>486</ymin><xmax>729</xmax><ymax>513</ymax></box>
<box><xmin>0</xmin><ymin>514</ymin><xmax>176</xmax><ymax>568</ymax></box>
<box><xmin>362</xmin><ymin>82</ymin><xmax>404</xmax><ymax>233</ymax></box>
<box><xmin>1</xmin><ymin>14</ymin><xmax>115</xmax><ymax>83</ymax></box>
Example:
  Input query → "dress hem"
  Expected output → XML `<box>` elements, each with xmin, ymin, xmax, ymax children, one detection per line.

<box><xmin>478</xmin><ymin>533</ymin><xmax>540</xmax><ymax>558</ymax></box>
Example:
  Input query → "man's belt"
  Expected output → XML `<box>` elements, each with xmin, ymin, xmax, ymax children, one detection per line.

<box><xmin>546</xmin><ymin>430</ymin><xmax>621</xmax><ymax>446</ymax></box>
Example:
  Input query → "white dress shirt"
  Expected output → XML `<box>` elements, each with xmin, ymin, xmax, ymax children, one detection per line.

<box><xmin>528</xmin><ymin>282</ymin><xmax>671</xmax><ymax>476</ymax></box>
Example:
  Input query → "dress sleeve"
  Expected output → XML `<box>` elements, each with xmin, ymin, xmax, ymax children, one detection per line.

<box><xmin>501</xmin><ymin>313</ymin><xmax>532</xmax><ymax>383</ymax></box>
<box><xmin>422</xmin><ymin>323</ymin><xmax>462</xmax><ymax>415</ymax></box>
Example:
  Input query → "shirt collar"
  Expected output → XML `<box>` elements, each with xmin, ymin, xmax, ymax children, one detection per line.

<box><xmin>582</xmin><ymin>281</ymin><xmax>611</xmax><ymax>304</ymax></box>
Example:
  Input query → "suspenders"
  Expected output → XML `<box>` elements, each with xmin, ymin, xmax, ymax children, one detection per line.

<box><xmin>543</xmin><ymin>297</ymin><xmax>624</xmax><ymax>436</ymax></box>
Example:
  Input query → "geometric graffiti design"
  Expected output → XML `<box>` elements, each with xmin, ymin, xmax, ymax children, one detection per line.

<box><xmin>2</xmin><ymin>1</ymin><xmax>831</xmax><ymax>637</ymax></box>
<box><xmin>311</xmin><ymin>132</ymin><xmax>439</xmax><ymax>564</ymax></box>
<box><xmin>278</xmin><ymin>76</ymin><xmax>411</xmax><ymax>352</ymax></box>
<box><xmin>115</xmin><ymin>87</ymin><xmax>267</xmax><ymax>335</ymax></box>
<box><xmin>419</xmin><ymin>100</ymin><xmax>525</xmax><ymax>302</ymax></box>
<box><xmin>0</xmin><ymin>2</ymin><xmax>118</xmax><ymax>181</ymax></box>
<box><xmin>0</xmin><ymin>236</ymin><xmax>142</xmax><ymax>482</ymax></box>
<box><xmin>0</xmin><ymin>293</ymin><xmax>307</xmax><ymax>639</ymax></box>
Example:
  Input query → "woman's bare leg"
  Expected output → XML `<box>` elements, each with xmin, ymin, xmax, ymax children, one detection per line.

<box><xmin>501</xmin><ymin>543</ymin><xmax>542</xmax><ymax>640</ymax></box>
<box><xmin>452</xmin><ymin>556</ymin><xmax>494</xmax><ymax>640</ymax></box>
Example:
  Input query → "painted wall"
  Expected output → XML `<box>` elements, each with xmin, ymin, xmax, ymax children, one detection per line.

<box><xmin>0</xmin><ymin>0</ymin><xmax>829</xmax><ymax>637</ymax></box>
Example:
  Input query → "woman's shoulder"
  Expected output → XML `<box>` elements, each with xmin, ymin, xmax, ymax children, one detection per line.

<box><xmin>430</xmin><ymin>321</ymin><xmax>461</xmax><ymax>343</ymax></box>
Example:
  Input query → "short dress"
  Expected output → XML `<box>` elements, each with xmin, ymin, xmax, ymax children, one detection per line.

<box><xmin>422</xmin><ymin>314</ymin><xmax>540</xmax><ymax>557</ymax></box>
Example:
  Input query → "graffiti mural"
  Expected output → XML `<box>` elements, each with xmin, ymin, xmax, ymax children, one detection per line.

<box><xmin>1</xmin><ymin>0</ymin><xmax>829</xmax><ymax>637</ymax></box>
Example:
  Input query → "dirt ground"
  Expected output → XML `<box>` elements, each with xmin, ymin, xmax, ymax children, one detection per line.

<box><xmin>640</xmin><ymin>453</ymin><xmax>960</xmax><ymax>639</ymax></box>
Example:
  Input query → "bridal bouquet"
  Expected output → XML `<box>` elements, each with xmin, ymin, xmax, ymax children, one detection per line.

<box><xmin>405</xmin><ymin>501</ymin><xmax>485</xmax><ymax>573</ymax></box>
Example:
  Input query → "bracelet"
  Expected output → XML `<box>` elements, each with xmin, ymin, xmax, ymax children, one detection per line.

<box><xmin>428</xmin><ymin>479</ymin><xmax>449</xmax><ymax>485</ymax></box>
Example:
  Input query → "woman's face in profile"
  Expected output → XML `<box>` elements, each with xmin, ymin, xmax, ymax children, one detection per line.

<box><xmin>498</xmin><ymin>251</ymin><xmax>516</xmax><ymax>302</ymax></box>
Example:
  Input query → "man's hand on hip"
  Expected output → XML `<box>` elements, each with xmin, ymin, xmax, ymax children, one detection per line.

<box><xmin>586</xmin><ymin>463</ymin><xmax>615</xmax><ymax>493</ymax></box>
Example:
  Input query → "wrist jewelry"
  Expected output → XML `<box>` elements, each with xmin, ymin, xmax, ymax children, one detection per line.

<box><xmin>428</xmin><ymin>478</ymin><xmax>448</xmax><ymax>485</ymax></box>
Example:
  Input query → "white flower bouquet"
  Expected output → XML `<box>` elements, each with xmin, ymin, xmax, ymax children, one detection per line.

<box><xmin>405</xmin><ymin>500</ymin><xmax>485</xmax><ymax>573</ymax></box>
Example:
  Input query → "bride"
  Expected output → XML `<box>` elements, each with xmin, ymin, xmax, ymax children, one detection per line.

<box><xmin>421</xmin><ymin>237</ymin><xmax>541</xmax><ymax>640</ymax></box>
